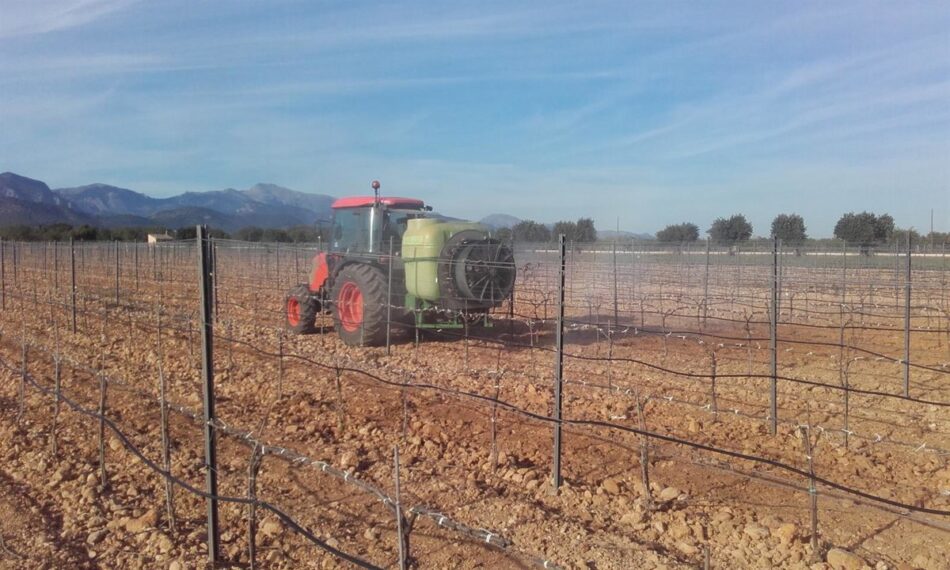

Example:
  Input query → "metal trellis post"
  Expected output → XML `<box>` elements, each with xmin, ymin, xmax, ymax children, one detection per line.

<box><xmin>394</xmin><ymin>447</ymin><xmax>409</xmax><ymax>570</ymax></box>
<box><xmin>0</xmin><ymin>238</ymin><xmax>4</xmax><ymax>311</ymax></box>
<box><xmin>552</xmin><ymin>234</ymin><xmax>566</xmax><ymax>491</ymax></box>
<box><xmin>769</xmin><ymin>237</ymin><xmax>778</xmax><ymax>435</ymax></box>
<box><xmin>703</xmin><ymin>238</ymin><xmax>710</xmax><ymax>328</ymax></box>
<box><xmin>197</xmin><ymin>225</ymin><xmax>220</xmax><ymax>563</ymax></box>
<box><xmin>211</xmin><ymin>238</ymin><xmax>219</xmax><ymax>320</ymax></box>
<box><xmin>70</xmin><ymin>238</ymin><xmax>77</xmax><ymax>334</ymax></box>
<box><xmin>386</xmin><ymin>237</ymin><xmax>394</xmax><ymax>355</ymax></box>
<box><xmin>904</xmin><ymin>233</ymin><xmax>911</xmax><ymax>397</ymax></box>
<box><xmin>612</xmin><ymin>240</ymin><xmax>619</xmax><ymax>328</ymax></box>
<box><xmin>841</xmin><ymin>240</ymin><xmax>846</xmax><ymax>307</ymax></box>
<box><xmin>799</xmin><ymin>426</ymin><xmax>819</xmax><ymax>560</ymax></box>
<box><xmin>114</xmin><ymin>240</ymin><xmax>120</xmax><ymax>305</ymax></box>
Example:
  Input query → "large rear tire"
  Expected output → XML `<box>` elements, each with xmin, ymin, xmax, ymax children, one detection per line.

<box><xmin>331</xmin><ymin>264</ymin><xmax>389</xmax><ymax>346</ymax></box>
<box><xmin>285</xmin><ymin>284</ymin><xmax>318</xmax><ymax>334</ymax></box>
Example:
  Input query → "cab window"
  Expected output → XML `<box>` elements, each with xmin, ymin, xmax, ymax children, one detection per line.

<box><xmin>332</xmin><ymin>209</ymin><xmax>370</xmax><ymax>252</ymax></box>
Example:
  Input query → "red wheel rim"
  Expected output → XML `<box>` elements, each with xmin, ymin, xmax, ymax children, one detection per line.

<box><xmin>287</xmin><ymin>297</ymin><xmax>301</xmax><ymax>326</ymax></box>
<box><xmin>338</xmin><ymin>281</ymin><xmax>363</xmax><ymax>332</ymax></box>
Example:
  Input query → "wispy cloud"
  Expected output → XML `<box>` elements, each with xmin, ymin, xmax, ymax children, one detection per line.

<box><xmin>0</xmin><ymin>0</ymin><xmax>136</xmax><ymax>39</ymax></box>
<box><xmin>1</xmin><ymin>1</ymin><xmax>947</xmax><ymax>235</ymax></box>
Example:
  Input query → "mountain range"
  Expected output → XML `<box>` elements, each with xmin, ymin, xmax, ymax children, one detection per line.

<box><xmin>1</xmin><ymin>171</ymin><xmax>643</xmax><ymax>237</ymax></box>
<box><xmin>1</xmin><ymin>172</ymin><xmax>335</xmax><ymax>232</ymax></box>
<box><xmin>598</xmin><ymin>229</ymin><xmax>655</xmax><ymax>241</ymax></box>
<box><xmin>478</xmin><ymin>213</ymin><xmax>521</xmax><ymax>229</ymax></box>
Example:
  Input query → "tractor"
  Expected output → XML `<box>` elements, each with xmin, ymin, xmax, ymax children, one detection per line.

<box><xmin>284</xmin><ymin>181</ymin><xmax>516</xmax><ymax>346</ymax></box>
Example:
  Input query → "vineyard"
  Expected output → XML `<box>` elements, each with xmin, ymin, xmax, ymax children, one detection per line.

<box><xmin>0</xmin><ymin>237</ymin><xmax>948</xmax><ymax>569</ymax></box>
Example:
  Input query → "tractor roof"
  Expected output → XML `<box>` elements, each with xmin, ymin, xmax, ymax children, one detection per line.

<box><xmin>331</xmin><ymin>196</ymin><xmax>426</xmax><ymax>209</ymax></box>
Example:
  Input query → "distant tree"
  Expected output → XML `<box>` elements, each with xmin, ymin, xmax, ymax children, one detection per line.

<box><xmin>235</xmin><ymin>226</ymin><xmax>264</xmax><ymax>242</ymax></box>
<box><xmin>175</xmin><ymin>227</ymin><xmax>198</xmax><ymax>240</ymax></box>
<box><xmin>707</xmin><ymin>214</ymin><xmax>753</xmax><ymax>244</ymax></box>
<box><xmin>770</xmin><ymin>214</ymin><xmax>807</xmax><ymax>244</ymax></box>
<box><xmin>0</xmin><ymin>225</ymin><xmax>37</xmax><ymax>240</ymax></box>
<box><xmin>0</xmin><ymin>223</ymin><xmax>229</xmax><ymax>242</ymax></box>
<box><xmin>175</xmin><ymin>227</ymin><xmax>228</xmax><ymax>240</ymax></box>
<box><xmin>70</xmin><ymin>225</ymin><xmax>100</xmax><ymax>241</ymax></box>
<box><xmin>876</xmin><ymin>214</ymin><xmax>895</xmax><ymax>242</ymax></box>
<box><xmin>493</xmin><ymin>227</ymin><xmax>513</xmax><ymax>242</ymax></box>
<box><xmin>575</xmin><ymin>218</ymin><xmax>597</xmax><ymax>242</ymax></box>
<box><xmin>261</xmin><ymin>228</ymin><xmax>291</xmax><ymax>243</ymax></box>
<box><xmin>511</xmin><ymin>220</ymin><xmax>551</xmax><ymax>242</ymax></box>
<box><xmin>40</xmin><ymin>223</ymin><xmax>75</xmax><ymax>241</ymax></box>
<box><xmin>111</xmin><ymin>226</ymin><xmax>144</xmax><ymax>241</ymax></box>
<box><xmin>656</xmin><ymin>222</ymin><xmax>699</xmax><ymax>243</ymax></box>
<box><xmin>890</xmin><ymin>228</ymin><xmax>921</xmax><ymax>247</ymax></box>
<box><xmin>926</xmin><ymin>231</ymin><xmax>950</xmax><ymax>245</ymax></box>
<box><xmin>551</xmin><ymin>221</ymin><xmax>576</xmax><ymax>242</ymax></box>
<box><xmin>287</xmin><ymin>225</ymin><xmax>321</xmax><ymax>243</ymax></box>
<box><xmin>833</xmin><ymin>212</ymin><xmax>894</xmax><ymax>246</ymax></box>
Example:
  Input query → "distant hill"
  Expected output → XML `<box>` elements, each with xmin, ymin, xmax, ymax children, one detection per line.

<box><xmin>479</xmin><ymin>213</ymin><xmax>521</xmax><ymax>229</ymax></box>
<box><xmin>243</xmin><ymin>183</ymin><xmax>335</xmax><ymax>220</ymax></box>
<box><xmin>157</xmin><ymin>192</ymin><xmax>315</xmax><ymax>229</ymax></box>
<box><xmin>55</xmin><ymin>183</ymin><xmax>157</xmax><ymax>217</ymax></box>
<box><xmin>160</xmin><ymin>188</ymin><xmax>256</xmax><ymax>215</ymax></box>
<box><xmin>148</xmin><ymin>207</ymin><xmax>237</xmax><ymax>231</ymax></box>
<box><xmin>599</xmin><ymin>230</ymin><xmax>655</xmax><ymax>241</ymax></box>
<box><xmin>0</xmin><ymin>171</ymin><xmax>339</xmax><ymax>231</ymax></box>
<box><xmin>0</xmin><ymin>172</ymin><xmax>95</xmax><ymax>226</ymax></box>
<box><xmin>2</xmin><ymin>171</ymin><xmax>637</xmax><ymax>237</ymax></box>
<box><xmin>1</xmin><ymin>172</ymin><xmax>63</xmax><ymax>205</ymax></box>
<box><xmin>51</xmin><ymin>179</ymin><xmax>335</xmax><ymax>230</ymax></box>
<box><xmin>0</xmin><ymin>197</ymin><xmax>96</xmax><ymax>226</ymax></box>
<box><xmin>97</xmin><ymin>213</ymin><xmax>156</xmax><ymax>228</ymax></box>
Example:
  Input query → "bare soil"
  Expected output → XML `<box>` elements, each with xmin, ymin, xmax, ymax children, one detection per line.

<box><xmin>0</xmin><ymin>246</ymin><xmax>947</xmax><ymax>570</ymax></box>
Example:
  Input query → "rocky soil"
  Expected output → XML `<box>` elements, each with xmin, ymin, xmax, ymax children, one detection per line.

<box><xmin>0</xmin><ymin>250</ymin><xmax>947</xmax><ymax>569</ymax></box>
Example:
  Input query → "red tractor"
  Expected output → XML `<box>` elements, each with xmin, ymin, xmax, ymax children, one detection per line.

<box><xmin>284</xmin><ymin>182</ymin><xmax>515</xmax><ymax>346</ymax></box>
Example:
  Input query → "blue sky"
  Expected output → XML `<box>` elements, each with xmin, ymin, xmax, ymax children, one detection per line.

<box><xmin>1</xmin><ymin>1</ymin><xmax>948</xmax><ymax>237</ymax></box>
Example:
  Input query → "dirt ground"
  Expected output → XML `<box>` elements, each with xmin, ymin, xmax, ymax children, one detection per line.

<box><xmin>0</xmin><ymin>245</ymin><xmax>947</xmax><ymax>570</ymax></box>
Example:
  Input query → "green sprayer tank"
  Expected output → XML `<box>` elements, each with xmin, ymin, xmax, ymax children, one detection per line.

<box><xmin>402</xmin><ymin>218</ymin><xmax>487</xmax><ymax>301</ymax></box>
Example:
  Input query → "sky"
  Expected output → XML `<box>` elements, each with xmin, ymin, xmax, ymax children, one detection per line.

<box><xmin>1</xmin><ymin>1</ymin><xmax>948</xmax><ymax>237</ymax></box>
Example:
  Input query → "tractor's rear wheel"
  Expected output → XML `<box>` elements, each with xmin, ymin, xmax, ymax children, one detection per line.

<box><xmin>331</xmin><ymin>264</ymin><xmax>389</xmax><ymax>346</ymax></box>
<box><xmin>285</xmin><ymin>284</ymin><xmax>318</xmax><ymax>334</ymax></box>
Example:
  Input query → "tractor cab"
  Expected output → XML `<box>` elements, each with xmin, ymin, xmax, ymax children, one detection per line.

<box><xmin>330</xmin><ymin>196</ymin><xmax>430</xmax><ymax>254</ymax></box>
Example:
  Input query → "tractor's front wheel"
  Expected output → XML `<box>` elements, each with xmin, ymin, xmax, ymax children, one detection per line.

<box><xmin>331</xmin><ymin>265</ymin><xmax>389</xmax><ymax>346</ymax></box>
<box><xmin>285</xmin><ymin>284</ymin><xmax>318</xmax><ymax>334</ymax></box>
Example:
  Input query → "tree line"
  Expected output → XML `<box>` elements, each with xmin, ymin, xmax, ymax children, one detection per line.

<box><xmin>0</xmin><ymin>224</ymin><xmax>175</xmax><ymax>242</ymax></box>
<box><xmin>1</xmin><ymin>214</ymin><xmax>945</xmax><ymax>247</ymax></box>
<box><xmin>495</xmin><ymin>218</ymin><xmax>597</xmax><ymax>243</ymax></box>
<box><xmin>655</xmin><ymin>212</ymin><xmax>947</xmax><ymax>246</ymax></box>
<box><xmin>0</xmin><ymin>223</ymin><xmax>328</xmax><ymax>243</ymax></box>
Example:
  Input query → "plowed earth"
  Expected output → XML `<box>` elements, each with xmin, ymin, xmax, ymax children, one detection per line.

<box><xmin>0</xmin><ymin>250</ymin><xmax>947</xmax><ymax>570</ymax></box>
